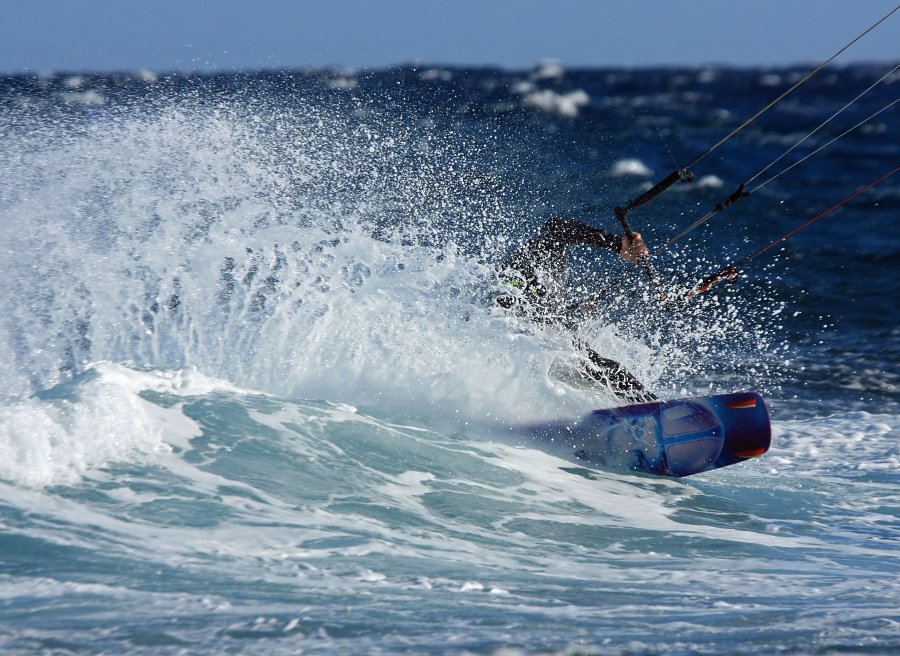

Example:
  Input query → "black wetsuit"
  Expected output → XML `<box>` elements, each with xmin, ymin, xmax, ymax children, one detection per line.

<box><xmin>497</xmin><ymin>217</ymin><xmax>657</xmax><ymax>404</ymax></box>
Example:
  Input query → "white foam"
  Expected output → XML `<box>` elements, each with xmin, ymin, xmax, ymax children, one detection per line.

<box><xmin>696</xmin><ymin>69</ymin><xmax>717</xmax><ymax>84</ymax></box>
<box><xmin>91</xmin><ymin>361</ymin><xmax>248</xmax><ymax>399</ymax></box>
<box><xmin>696</xmin><ymin>174</ymin><xmax>724</xmax><ymax>188</ymax></box>
<box><xmin>0</xmin><ymin>364</ymin><xmax>202</xmax><ymax>488</ymax></box>
<box><xmin>610</xmin><ymin>158</ymin><xmax>653</xmax><ymax>177</ymax></box>
<box><xmin>471</xmin><ymin>438</ymin><xmax>816</xmax><ymax>549</ymax></box>
<box><xmin>327</xmin><ymin>76</ymin><xmax>358</xmax><ymax>91</ymax></box>
<box><xmin>135</xmin><ymin>69</ymin><xmax>158</xmax><ymax>83</ymax></box>
<box><xmin>521</xmin><ymin>89</ymin><xmax>590</xmax><ymax>117</ymax></box>
<box><xmin>768</xmin><ymin>412</ymin><xmax>900</xmax><ymax>476</ymax></box>
<box><xmin>530</xmin><ymin>59</ymin><xmax>565</xmax><ymax>81</ymax></box>
<box><xmin>511</xmin><ymin>80</ymin><xmax>535</xmax><ymax>94</ymax></box>
<box><xmin>60</xmin><ymin>90</ymin><xmax>105</xmax><ymax>106</ymax></box>
<box><xmin>420</xmin><ymin>68</ymin><xmax>452</xmax><ymax>82</ymax></box>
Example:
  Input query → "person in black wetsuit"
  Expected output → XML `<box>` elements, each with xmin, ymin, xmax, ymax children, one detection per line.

<box><xmin>496</xmin><ymin>217</ymin><xmax>658</xmax><ymax>404</ymax></box>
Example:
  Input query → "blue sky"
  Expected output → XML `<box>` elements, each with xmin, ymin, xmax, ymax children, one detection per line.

<box><xmin>1</xmin><ymin>0</ymin><xmax>897</xmax><ymax>74</ymax></box>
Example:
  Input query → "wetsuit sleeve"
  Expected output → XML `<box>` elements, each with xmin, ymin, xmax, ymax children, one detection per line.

<box><xmin>538</xmin><ymin>217</ymin><xmax>622</xmax><ymax>254</ymax></box>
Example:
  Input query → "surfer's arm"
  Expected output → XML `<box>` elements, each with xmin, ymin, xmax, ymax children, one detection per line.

<box><xmin>537</xmin><ymin>217</ymin><xmax>621</xmax><ymax>253</ymax></box>
<box><xmin>538</xmin><ymin>217</ymin><xmax>648</xmax><ymax>264</ymax></box>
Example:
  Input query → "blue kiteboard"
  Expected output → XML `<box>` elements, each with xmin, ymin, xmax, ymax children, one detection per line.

<box><xmin>522</xmin><ymin>392</ymin><xmax>771</xmax><ymax>477</ymax></box>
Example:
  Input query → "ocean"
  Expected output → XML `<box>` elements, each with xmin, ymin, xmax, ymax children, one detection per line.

<box><xmin>0</xmin><ymin>61</ymin><xmax>898</xmax><ymax>654</ymax></box>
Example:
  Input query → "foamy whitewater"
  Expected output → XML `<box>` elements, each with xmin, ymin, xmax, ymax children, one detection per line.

<box><xmin>0</xmin><ymin>63</ymin><xmax>898</xmax><ymax>654</ymax></box>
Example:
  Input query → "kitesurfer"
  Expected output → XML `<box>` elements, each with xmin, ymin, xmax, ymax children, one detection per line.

<box><xmin>496</xmin><ymin>217</ymin><xmax>657</xmax><ymax>404</ymax></box>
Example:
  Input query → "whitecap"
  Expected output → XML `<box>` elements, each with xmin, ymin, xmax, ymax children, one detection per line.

<box><xmin>610</xmin><ymin>158</ymin><xmax>653</xmax><ymax>177</ymax></box>
<box><xmin>420</xmin><ymin>68</ymin><xmax>452</xmax><ymax>82</ymax></box>
<box><xmin>328</xmin><ymin>76</ymin><xmax>358</xmax><ymax>91</ymax></box>
<box><xmin>697</xmin><ymin>68</ymin><xmax>719</xmax><ymax>84</ymax></box>
<box><xmin>135</xmin><ymin>69</ymin><xmax>158</xmax><ymax>83</ymax></box>
<box><xmin>60</xmin><ymin>90</ymin><xmax>106</xmax><ymax>106</ymax></box>
<box><xmin>530</xmin><ymin>59</ymin><xmax>565</xmax><ymax>80</ymax></box>
<box><xmin>0</xmin><ymin>364</ymin><xmax>202</xmax><ymax>488</ymax></box>
<box><xmin>511</xmin><ymin>80</ymin><xmax>535</xmax><ymax>94</ymax></box>
<box><xmin>696</xmin><ymin>174</ymin><xmax>724</xmax><ymax>189</ymax></box>
<box><xmin>521</xmin><ymin>89</ymin><xmax>589</xmax><ymax>118</ymax></box>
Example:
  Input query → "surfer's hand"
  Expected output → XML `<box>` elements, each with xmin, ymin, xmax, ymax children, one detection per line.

<box><xmin>619</xmin><ymin>232</ymin><xmax>648</xmax><ymax>264</ymax></box>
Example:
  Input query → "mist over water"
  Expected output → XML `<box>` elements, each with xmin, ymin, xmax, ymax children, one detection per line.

<box><xmin>0</xmin><ymin>75</ymin><xmax>781</xmax><ymax>420</ymax></box>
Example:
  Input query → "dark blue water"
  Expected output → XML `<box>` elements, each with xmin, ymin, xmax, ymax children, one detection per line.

<box><xmin>0</xmin><ymin>63</ymin><xmax>898</xmax><ymax>655</ymax></box>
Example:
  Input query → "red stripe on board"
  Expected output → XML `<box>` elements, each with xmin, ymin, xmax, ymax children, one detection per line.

<box><xmin>734</xmin><ymin>447</ymin><xmax>768</xmax><ymax>459</ymax></box>
<box><xmin>725</xmin><ymin>398</ymin><xmax>758</xmax><ymax>409</ymax></box>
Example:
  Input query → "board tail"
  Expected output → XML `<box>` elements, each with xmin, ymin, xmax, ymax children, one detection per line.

<box><xmin>521</xmin><ymin>392</ymin><xmax>771</xmax><ymax>477</ymax></box>
<box><xmin>652</xmin><ymin>392</ymin><xmax>771</xmax><ymax>476</ymax></box>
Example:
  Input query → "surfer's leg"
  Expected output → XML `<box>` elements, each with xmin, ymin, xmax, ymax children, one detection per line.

<box><xmin>579</xmin><ymin>346</ymin><xmax>658</xmax><ymax>404</ymax></box>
